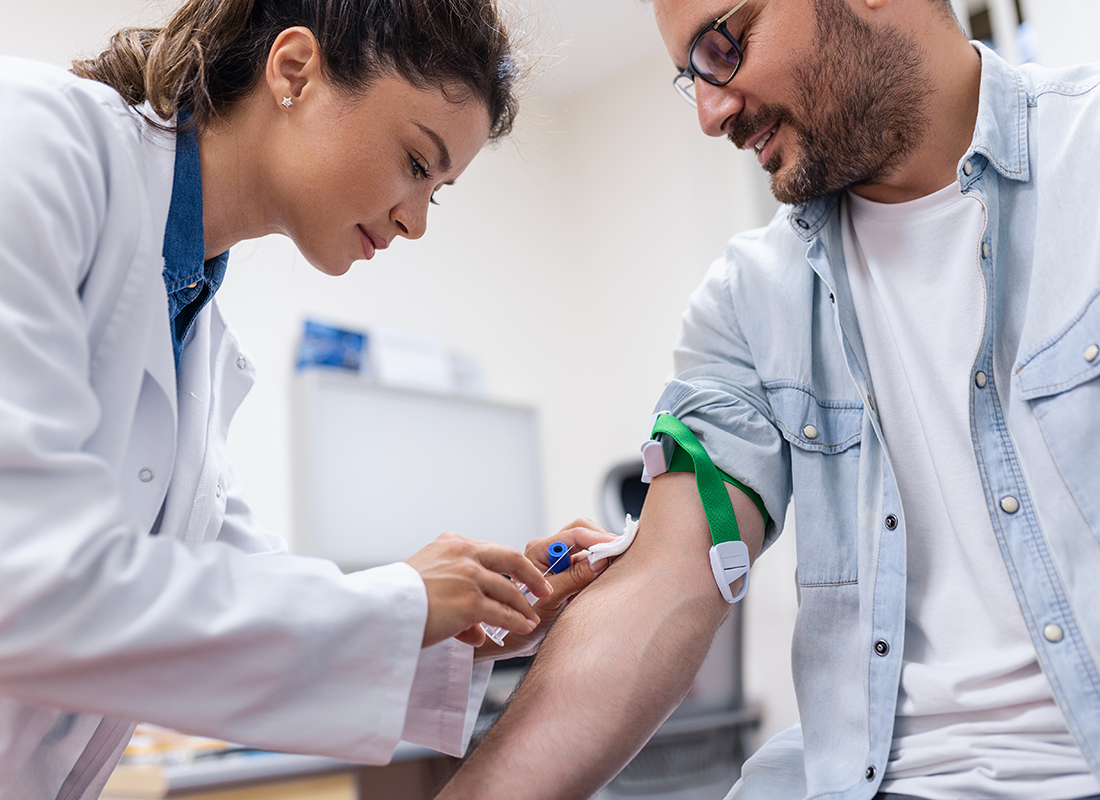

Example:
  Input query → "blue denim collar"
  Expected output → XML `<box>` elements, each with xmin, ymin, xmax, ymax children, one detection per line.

<box><xmin>162</xmin><ymin>114</ymin><xmax>229</xmax><ymax>369</ymax></box>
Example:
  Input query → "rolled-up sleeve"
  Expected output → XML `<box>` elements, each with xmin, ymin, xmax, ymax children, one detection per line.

<box><xmin>653</xmin><ymin>254</ymin><xmax>792</xmax><ymax>546</ymax></box>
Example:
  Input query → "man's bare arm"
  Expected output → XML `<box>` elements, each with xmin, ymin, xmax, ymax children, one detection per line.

<box><xmin>437</xmin><ymin>471</ymin><xmax>766</xmax><ymax>800</ymax></box>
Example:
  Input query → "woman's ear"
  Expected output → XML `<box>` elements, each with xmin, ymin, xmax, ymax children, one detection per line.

<box><xmin>265</xmin><ymin>26</ymin><xmax>323</xmax><ymax>110</ymax></box>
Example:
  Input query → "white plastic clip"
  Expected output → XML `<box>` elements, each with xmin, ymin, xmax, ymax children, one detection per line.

<box><xmin>640</xmin><ymin>412</ymin><xmax>676</xmax><ymax>484</ymax></box>
<box><xmin>709</xmin><ymin>540</ymin><xmax>750</xmax><ymax>603</ymax></box>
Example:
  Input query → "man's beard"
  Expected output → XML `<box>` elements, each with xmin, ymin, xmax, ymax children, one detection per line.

<box><xmin>730</xmin><ymin>0</ymin><xmax>933</xmax><ymax>205</ymax></box>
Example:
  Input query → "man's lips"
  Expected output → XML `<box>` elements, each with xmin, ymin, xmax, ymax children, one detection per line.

<box><xmin>357</xmin><ymin>225</ymin><xmax>388</xmax><ymax>260</ymax></box>
<box><xmin>744</xmin><ymin>121</ymin><xmax>781</xmax><ymax>163</ymax></box>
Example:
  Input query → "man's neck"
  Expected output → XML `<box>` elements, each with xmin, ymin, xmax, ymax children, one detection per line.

<box><xmin>851</xmin><ymin>40</ymin><xmax>982</xmax><ymax>204</ymax></box>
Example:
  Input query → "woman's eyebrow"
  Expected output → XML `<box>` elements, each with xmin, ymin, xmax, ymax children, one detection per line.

<box><xmin>416</xmin><ymin>123</ymin><xmax>452</xmax><ymax>173</ymax></box>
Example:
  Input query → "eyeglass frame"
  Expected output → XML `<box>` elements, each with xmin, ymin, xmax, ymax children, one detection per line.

<box><xmin>672</xmin><ymin>0</ymin><xmax>752</xmax><ymax>107</ymax></box>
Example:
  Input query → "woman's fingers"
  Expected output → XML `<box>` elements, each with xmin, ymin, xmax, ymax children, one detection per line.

<box><xmin>404</xmin><ymin>532</ymin><xmax>546</xmax><ymax>648</ymax></box>
<box><xmin>474</xmin><ymin>542</ymin><xmax>552</xmax><ymax>599</ymax></box>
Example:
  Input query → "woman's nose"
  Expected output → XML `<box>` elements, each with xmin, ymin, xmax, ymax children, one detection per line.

<box><xmin>392</xmin><ymin>201</ymin><xmax>427</xmax><ymax>241</ymax></box>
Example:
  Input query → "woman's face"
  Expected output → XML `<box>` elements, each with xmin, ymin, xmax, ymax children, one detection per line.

<box><xmin>269</xmin><ymin>74</ymin><xmax>492</xmax><ymax>276</ymax></box>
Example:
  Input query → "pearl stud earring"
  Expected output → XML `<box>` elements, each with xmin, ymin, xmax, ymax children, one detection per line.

<box><xmin>281</xmin><ymin>96</ymin><xmax>293</xmax><ymax>108</ymax></box>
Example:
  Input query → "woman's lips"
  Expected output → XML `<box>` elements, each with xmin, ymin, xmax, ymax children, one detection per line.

<box><xmin>357</xmin><ymin>225</ymin><xmax>388</xmax><ymax>260</ymax></box>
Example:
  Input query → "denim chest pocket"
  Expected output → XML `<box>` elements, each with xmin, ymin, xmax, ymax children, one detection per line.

<box><xmin>1016</xmin><ymin>292</ymin><xmax>1100</xmax><ymax>538</ymax></box>
<box><xmin>766</xmin><ymin>384</ymin><xmax>864</xmax><ymax>585</ymax></box>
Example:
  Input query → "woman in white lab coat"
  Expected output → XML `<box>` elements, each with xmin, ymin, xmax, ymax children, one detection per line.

<box><xmin>0</xmin><ymin>1</ymin><xmax>611</xmax><ymax>796</ymax></box>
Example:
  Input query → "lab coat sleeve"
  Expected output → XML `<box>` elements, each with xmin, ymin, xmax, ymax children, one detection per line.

<box><xmin>0</xmin><ymin>65</ymin><xmax>437</xmax><ymax>764</ymax></box>
<box><xmin>401</xmin><ymin>640</ymin><xmax>492</xmax><ymax>757</ymax></box>
<box><xmin>216</xmin><ymin>460</ymin><xmax>289</xmax><ymax>555</ymax></box>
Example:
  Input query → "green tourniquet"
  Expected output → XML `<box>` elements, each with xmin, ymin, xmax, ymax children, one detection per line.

<box><xmin>666</xmin><ymin>447</ymin><xmax>769</xmax><ymax>525</ymax></box>
<box><xmin>650</xmin><ymin>415</ymin><xmax>768</xmax><ymax>546</ymax></box>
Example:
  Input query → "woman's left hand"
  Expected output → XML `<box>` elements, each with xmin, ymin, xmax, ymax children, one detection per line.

<box><xmin>471</xmin><ymin>517</ymin><xmax>617</xmax><ymax>660</ymax></box>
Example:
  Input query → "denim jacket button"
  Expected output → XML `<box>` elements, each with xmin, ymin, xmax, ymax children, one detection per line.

<box><xmin>1000</xmin><ymin>496</ymin><xmax>1020</xmax><ymax>514</ymax></box>
<box><xmin>975</xmin><ymin>371</ymin><xmax>987</xmax><ymax>388</ymax></box>
<box><xmin>1086</xmin><ymin>344</ymin><xmax>1099</xmax><ymax>363</ymax></box>
<box><xmin>885</xmin><ymin>514</ymin><xmax>898</xmax><ymax>531</ymax></box>
<box><xmin>803</xmin><ymin>425</ymin><xmax>819</xmax><ymax>440</ymax></box>
<box><xmin>982</xmin><ymin>242</ymin><xmax>991</xmax><ymax>259</ymax></box>
<box><xmin>1044</xmin><ymin>624</ymin><xmax>1064</xmax><ymax>643</ymax></box>
<box><xmin>963</xmin><ymin>159</ymin><xmax>974</xmax><ymax>176</ymax></box>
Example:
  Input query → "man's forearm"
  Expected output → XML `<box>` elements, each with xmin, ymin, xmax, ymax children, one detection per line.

<box><xmin>438</xmin><ymin>473</ymin><xmax>765</xmax><ymax>800</ymax></box>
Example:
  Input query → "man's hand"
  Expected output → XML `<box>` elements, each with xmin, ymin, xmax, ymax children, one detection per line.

<box><xmin>475</xmin><ymin>518</ymin><xmax>617</xmax><ymax>660</ymax></box>
<box><xmin>405</xmin><ymin>532</ymin><xmax>552</xmax><ymax>648</ymax></box>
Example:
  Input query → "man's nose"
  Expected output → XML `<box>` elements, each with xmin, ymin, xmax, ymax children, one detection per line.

<box><xmin>695</xmin><ymin>79</ymin><xmax>744</xmax><ymax>138</ymax></box>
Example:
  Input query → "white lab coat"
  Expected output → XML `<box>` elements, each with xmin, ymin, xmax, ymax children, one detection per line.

<box><xmin>0</xmin><ymin>58</ymin><xmax>490</xmax><ymax>800</ymax></box>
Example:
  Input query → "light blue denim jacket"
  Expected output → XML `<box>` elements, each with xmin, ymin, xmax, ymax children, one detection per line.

<box><xmin>654</xmin><ymin>45</ymin><xmax>1100</xmax><ymax>800</ymax></box>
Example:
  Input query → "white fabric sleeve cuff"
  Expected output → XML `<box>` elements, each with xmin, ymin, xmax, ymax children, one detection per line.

<box><xmin>400</xmin><ymin>638</ymin><xmax>492</xmax><ymax>757</ymax></box>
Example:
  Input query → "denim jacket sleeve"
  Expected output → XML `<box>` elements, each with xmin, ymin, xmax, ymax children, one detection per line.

<box><xmin>653</xmin><ymin>235</ymin><xmax>793</xmax><ymax>549</ymax></box>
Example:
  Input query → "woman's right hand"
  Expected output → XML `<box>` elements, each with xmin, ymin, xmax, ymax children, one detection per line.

<box><xmin>404</xmin><ymin>532</ymin><xmax>553</xmax><ymax>648</ymax></box>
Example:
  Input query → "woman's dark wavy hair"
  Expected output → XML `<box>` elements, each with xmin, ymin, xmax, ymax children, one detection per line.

<box><xmin>71</xmin><ymin>0</ymin><xmax>519</xmax><ymax>140</ymax></box>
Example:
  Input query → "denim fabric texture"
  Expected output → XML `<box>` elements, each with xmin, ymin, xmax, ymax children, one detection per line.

<box><xmin>660</xmin><ymin>44</ymin><xmax>1100</xmax><ymax>800</ymax></box>
<box><xmin>162</xmin><ymin>117</ymin><xmax>229</xmax><ymax>369</ymax></box>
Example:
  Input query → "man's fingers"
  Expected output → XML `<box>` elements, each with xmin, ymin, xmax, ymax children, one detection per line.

<box><xmin>526</xmin><ymin>520</ymin><xmax>617</xmax><ymax>571</ymax></box>
<box><xmin>540</xmin><ymin>554</ymin><xmax>604</xmax><ymax>607</ymax></box>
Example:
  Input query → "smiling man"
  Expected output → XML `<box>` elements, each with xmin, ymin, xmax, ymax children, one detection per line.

<box><xmin>436</xmin><ymin>1</ymin><xmax>1100</xmax><ymax>799</ymax></box>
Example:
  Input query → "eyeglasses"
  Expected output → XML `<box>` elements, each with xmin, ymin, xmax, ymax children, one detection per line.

<box><xmin>673</xmin><ymin>0</ymin><xmax>751</xmax><ymax>107</ymax></box>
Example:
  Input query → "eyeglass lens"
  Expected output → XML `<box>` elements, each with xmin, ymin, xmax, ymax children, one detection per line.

<box><xmin>692</xmin><ymin>29</ymin><xmax>741</xmax><ymax>84</ymax></box>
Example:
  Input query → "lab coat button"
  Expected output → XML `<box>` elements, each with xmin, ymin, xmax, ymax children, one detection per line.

<box><xmin>865</xmin><ymin>765</ymin><xmax>877</xmax><ymax>781</ymax></box>
<box><xmin>975</xmin><ymin>371</ymin><xmax>987</xmax><ymax>388</ymax></box>
<box><xmin>874</xmin><ymin>640</ymin><xmax>890</xmax><ymax>656</ymax></box>
<box><xmin>138</xmin><ymin>468</ymin><xmax>154</xmax><ymax>483</ymax></box>
<box><xmin>963</xmin><ymin>160</ymin><xmax>974</xmax><ymax>176</ymax></box>
<box><xmin>885</xmin><ymin>514</ymin><xmax>898</xmax><ymax>531</ymax></box>
<box><xmin>1043</xmin><ymin>624</ymin><xmax>1064</xmax><ymax>643</ymax></box>
<box><xmin>216</xmin><ymin>484</ymin><xmax>222</xmax><ymax>498</ymax></box>
<box><xmin>1085</xmin><ymin>344</ymin><xmax>1099</xmax><ymax>363</ymax></box>
<box><xmin>803</xmin><ymin>425</ymin><xmax>819</xmax><ymax>440</ymax></box>
<box><xmin>982</xmin><ymin>242</ymin><xmax>991</xmax><ymax>259</ymax></box>
<box><xmin>1000</xmin><ymin>496</ymin><xmax>1020</xmax><ymax>514</ymax></box>
<box><xmin>236</xmin><ymin>355</ymin><xmax>248</xmax><ymax>369</ymax></box>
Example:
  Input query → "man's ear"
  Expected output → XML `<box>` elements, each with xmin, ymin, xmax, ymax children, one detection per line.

<box><xmin>264</xmin><ymin>26</ymin><xmax>323</xmax><ymax>109</ymax></box>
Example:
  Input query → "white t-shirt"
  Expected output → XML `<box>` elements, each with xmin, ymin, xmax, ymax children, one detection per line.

<box><xmin>841</xmin><ymin>183</ymin><xmax>1100</xmax><ymax>800</ymax></box>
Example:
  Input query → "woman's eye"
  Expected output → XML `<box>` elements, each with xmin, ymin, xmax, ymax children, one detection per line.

<box><xmin>410</xmin><ymin>156</ymin><xmax>431</xmax><ymax>180</ymax></box>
